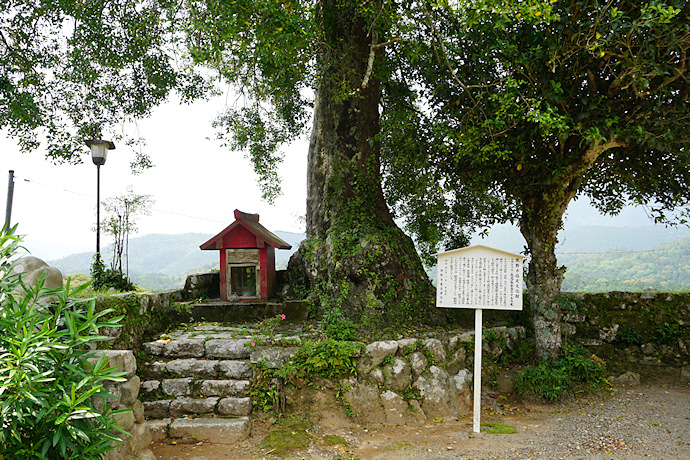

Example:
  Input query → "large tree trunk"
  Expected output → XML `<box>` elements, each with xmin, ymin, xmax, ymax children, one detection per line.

<box><xmin>517</xmin><ymin>140</ymin><xmax>621</xmax><ymax>359</ymax></box>
<box><xmin>519</xmin><ymin>193</ymin><xmax>572</xmax><ymax>360</ymax></box>
<box><xmin>520</xmin><ymin>209</ymin><xmax>565</xmax><ymax>358</ymax></box>
<box><xmin>289</xmin><ymin>0</ymin><xmax>441</xmax><ymax>327</ymax></box>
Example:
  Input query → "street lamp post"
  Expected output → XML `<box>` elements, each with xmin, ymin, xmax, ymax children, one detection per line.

<box><xmin>85</xmin><ymin>140</ymin><xmax>115</xmax><ymax>257</ymax></box>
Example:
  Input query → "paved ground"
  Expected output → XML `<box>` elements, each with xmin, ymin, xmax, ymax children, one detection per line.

<box><xmin>151</xmin><ymin>384</ymin><xmax>690</xmax><ymax>459</ymax></box>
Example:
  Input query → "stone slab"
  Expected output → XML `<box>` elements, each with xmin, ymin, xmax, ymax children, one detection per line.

<box><xmin>168</xmin><ymin>417</ymin><xmax>251</xmax><ymax>444</ymax></box>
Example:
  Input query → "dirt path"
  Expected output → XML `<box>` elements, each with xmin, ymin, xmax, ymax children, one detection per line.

<box><xmin>151</xmin><ymin>385</ymin><xmax>690</xmax><ymax>459</ymax></box>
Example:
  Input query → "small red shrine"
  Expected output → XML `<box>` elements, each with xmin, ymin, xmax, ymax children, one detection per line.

<box><xmin>200</xmin><ymin>210</ymin><xmax>292</xmax><ymax>301</ymax></box>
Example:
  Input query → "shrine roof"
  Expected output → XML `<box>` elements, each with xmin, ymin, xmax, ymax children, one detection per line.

<box><xmin>200</xmin><ymin>209</ymin><xmax>292</xmax><ymax>251</ymax></box>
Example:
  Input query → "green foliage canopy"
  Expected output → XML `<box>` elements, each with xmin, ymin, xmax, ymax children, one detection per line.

<box><xmin>0</xmin><ymin>0</ymin><xmax>209</xmax><ymax>171</ymax></box>
<box><xmin>384</xmin><ymin>0</ymin><xmax>690</xmax><ymax>255</ymax></box>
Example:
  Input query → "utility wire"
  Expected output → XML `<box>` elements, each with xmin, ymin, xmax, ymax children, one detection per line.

<box><xmin>16</xmin><ymin>175</ymin><xmax>229</xmax><ymax>225</ymax></box>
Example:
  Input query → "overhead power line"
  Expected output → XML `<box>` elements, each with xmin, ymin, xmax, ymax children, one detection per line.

<box><xmin>15</xmin><ymin>174</ymin><xmax>228</xmax><ymax>225</ymax></box>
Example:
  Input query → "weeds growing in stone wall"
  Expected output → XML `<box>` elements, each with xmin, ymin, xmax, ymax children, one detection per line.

<box><xmin>514</xmin><ymin>345</ymin><xmax>607</xmax><ymax>401</ymax></box>
<box><xmin>249</xmin><ymin>339</ymin><xmax>361</xmax><ymax>413</ymax></box>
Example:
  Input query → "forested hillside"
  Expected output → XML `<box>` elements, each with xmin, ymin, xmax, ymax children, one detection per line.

<box><xmin>50</xmin><ymin>228</ymin><xmax>690</xmax><ymax>292</ymax></box>
<box><xmin>560</xmin><ymin>237</ymin><xmax>690</xmax><ymax>292</ymax></box>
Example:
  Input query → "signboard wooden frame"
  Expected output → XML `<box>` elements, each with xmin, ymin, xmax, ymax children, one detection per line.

<box><xmin>435</xmin><ymin>245</ymin><xmax>525</xmax><ymax>433</ymax></box>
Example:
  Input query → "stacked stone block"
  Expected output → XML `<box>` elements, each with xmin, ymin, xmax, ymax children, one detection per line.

<box><xmin>89</xmin><ymin>350</ymin><xmax>154</xmax><ymax>460</ymax></box>
<box><xmin>140</xmin><ymin>326</ymin><xmax>256</xmax><ymax>444</ymax></box>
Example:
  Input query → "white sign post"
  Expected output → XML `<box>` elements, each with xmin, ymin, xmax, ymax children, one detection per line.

<box><xmin>435</xmin><ymin>245</ymin><xmax>524</xmax><ymax>433</ymax></box>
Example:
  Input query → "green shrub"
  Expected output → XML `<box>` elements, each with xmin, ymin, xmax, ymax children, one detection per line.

<box><xmin>90</xmin><ymin>254</ymin><xmax>135</xmax><ymax>292</ymax></box>
<box><xmin>0</xmin><ymin>228</ymin><xmax>128</xmax><ymax>459</ymax></box>
<box><xmin>514</xmin><ymin>345</ymin><xmax>607</xmax><ymax>401</ymax></box>
<box><xmin>257</xmin><ymin>313</ymin><xmax>286</xmax><ymax>342</ymax></box>
<box><xmin>278</xmin><ymin>339</ymin><xmax>360</xmax><ymax>381</ymax></box>
<box><xmin>323</xmin><ymin>308</ymin><xmax>358</xmax><ymax>341</ymax></box>
<box><xmin>250</xmin><ymin>339</ymin><xmax>361</xmax><ymax>413</ymax></box>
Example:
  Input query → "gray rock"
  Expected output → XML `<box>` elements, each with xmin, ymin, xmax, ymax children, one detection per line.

<box><xmin>143</xmin><ymin>400</ymin><xmax>171</xmax><ymax>419</ymax></box>
<box><xmin>166</xmin><ymin>358</ymin><xmax>218</xmax><ymax>378</ymax></box>
<box><xmin>599</xmin><ymin>324</ymin><xmax>619</xmax><ymax>343</ymax></box>
<box><xmin>341</xmin><ymin>378</ymin><xmax>384</xmax><ymax>423</ymax></box>
<box><xmin>161</xmin><ymin>378</ymin><xmax>193</xmax><ymax>396</ymax></box>
<box><xmin>218</xmin><ymin>397</ymin><xmax>252</xmax><ymax>416</ymax></box>
<box><xmin>144</xmin><ymin>341</ymin><xmax>166</xmax><ymax>356</ymax></box>
<box><xmin>139</xmin><ymin>380</ymin><xmax>161</xmax><ymax>398</ymax></box>
<box><xmin>170</xmin><ymin>397</ymin><xmax>219</xmax><ymax>417</ymax></box>
<box><xmin>200</xmin><ymin>379</ymin><xmax>250</xmax><ymax>397</ymax></box>
<box><xmin>414</xmin><ymin>366</ymin><xmax>458</xmax><ymax>418</ymax></box>
<box><xmin>380</xmin><ymin>390</ymin><xmax>408</xmax><ymax>425</ymax></box>
<box><xmin>218</xmin><ymin>360</ymin><xmax>254</xmax><ymax>379</ymax></box>
<box><xmin>357</xmin><ymin>341</ymin><xmax>399</xmax><ymax>374</ymax></box>
<box><xmin>369</xmin><ymin>367</ymin><xmax>384</xmax><ymax>384</ymax></box>
<box><xmin>205</xmin><ymin>339</ymin><xmax>251</xmax><ymax>359</ymax></box>
<box><xmin>147</xmin><ymin>419</ymin><xmax>171</xmax><ymax>442</ymax></box>
<box><xmin>454</xmin><ymin>369</ymin><xmax>472</xmax><ymax>392</ymax></box>
<box><xmin>113</xmin><ymin>410</ymin><xmax>136</xmax><ymax>432</ymax></box>
<box><xmin>423</xmin><ymin>338</ymin><xmax>447</xmax><ymax>365</ymax></box>
<box><xmin>383</xmin><ymin>357</ymin><xmax>412</xmax><ymax>393</ymax></box>
<box><xmin>128</xmin><ymin>421</ymin><xmax>153</xmax><ymax>456</ymax></box>
<box><xmin>163</xmin><ymin>339</ymin><xmax>205</xmax><ymax>358</ymax></box>
<box><xmin>136</xmin><ymin>449</ymin><xmax>157</xmax><ymax>460</ymax></box>
<box><xmin>141</xmin><ymin>361</ymin><xmax>167</xmax><ymax>379</ymax></box>
<box><xmin>396</xmin><ymin>338</ymin><xmax>418</xmax><ymax>355</ymax></box>
<box><xmin>133</xmin><ymin>399</ymin><xmax>145</xmax><ymax>424</ymax></box>
<box><xmin>119</xmin><ymin>375</ymin><xmax>140</xmax><ymax>406</ymax></box>
<box><xmin>609</xmin><ymin>371</ymin><xmax>640</xmax><ymax>386</ymax></box>
<box><xmin>168</xmin><ymin>417</ymin><xmax>251</xmax><ymax>444</ymax></box>
<box><xmin>409</xmin><ymin>352</ymin><xmax>428</xmax><ymax>378</ymax></box>
<box><xmin>250</xmin><ymin>346</ymin><xmax>298</xmax><ymax>368</ymax></box>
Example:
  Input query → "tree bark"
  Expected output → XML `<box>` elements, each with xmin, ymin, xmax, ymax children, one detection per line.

<box><xmin>519</xmin><ymin>200</ymin><xmax>566</xmax><ymax>360</ymax></box>
<box><xmin>289</xmin><ymin>0</ymin><xmax>442</xmax><ymax>327</ymax></box>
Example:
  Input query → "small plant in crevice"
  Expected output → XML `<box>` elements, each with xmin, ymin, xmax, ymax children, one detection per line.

<box><xmin>257</xmin><ymin>313</ymin><xmax>286</xmax><ymax>342</ymax></box>
<box><xmin>651</xmin><ymin>321</ymin><xmax>680</xmax><ymax>345</ymax></box>
<box><xmin>617</xmin><ymin>327</ymin><xmax>643</xmax><ymax>346</ymax></box>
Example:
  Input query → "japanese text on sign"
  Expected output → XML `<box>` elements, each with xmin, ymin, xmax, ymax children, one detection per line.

<box><xmin>436</xmin><ymin>246</ymin><xmax>523</xmax><ymax>311</ymax></box>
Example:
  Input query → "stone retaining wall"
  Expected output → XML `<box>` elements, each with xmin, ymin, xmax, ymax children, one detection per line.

<box><xmin>89</xmin><ymin>350</ymin><xmax>154</xmax><ymax>460</ymax></box>
<box><xmin>559</xmin><ymin>291</ymin><xmax>690</xmax><ymax>381</ymax></box>
<box><xmin>285</xmin><ymin>326</ymin><xmax>527</xmax><ymax>426</ymax></box>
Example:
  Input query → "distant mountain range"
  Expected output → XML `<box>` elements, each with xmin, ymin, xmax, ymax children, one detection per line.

<box><xmin>49</xmin><ymin>225</ymin><xmax>690</xmax><ymax>292</ymax></box>
<box><xmin>50</xmin><ymin>231</ymin><xmax>304</xmax><ymax>290</ymax></box>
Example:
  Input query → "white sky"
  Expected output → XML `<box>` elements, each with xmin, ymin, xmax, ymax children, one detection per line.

<box><xmin>1</xmin><ymin>95</ymin><xmax>309</xmax><ymax>260</ymax></box>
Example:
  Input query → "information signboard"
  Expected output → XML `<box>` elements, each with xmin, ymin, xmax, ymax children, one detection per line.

<box><xmin>436</xmin><ymin>245</ymin><xmax>524</xmax><ymax>310</ymax></box>
<box><xmin>435</xmin><ymin>245</ymin><xmax>524</xmax><ymax>433</ymax></box>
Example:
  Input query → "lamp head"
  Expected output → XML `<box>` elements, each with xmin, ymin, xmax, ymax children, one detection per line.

<box><xmin>85</xmin><ymin>139</ymin><xmax>115</xmax><ymax>166</ymax></box>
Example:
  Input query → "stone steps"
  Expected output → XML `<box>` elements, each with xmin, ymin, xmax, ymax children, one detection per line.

<box><xmin>141</xmin><ymin>325</ymin><xmax>264</xmax><ymax>444</ymax></box>
<box><xmin>149</xmin><ymin>417</ymin><xmax>252</xmax><ymax>445</ymax></box>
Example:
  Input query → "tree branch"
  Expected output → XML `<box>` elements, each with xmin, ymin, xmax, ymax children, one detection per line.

<box><xmin>417</xmin><ymin>1</ymin><xmax>476</xmax><ymax>105</ymax></box>
<box><xmin>361</xmin><ymin>33</ymin><xmax>398</xmax><ymax>89</ymax></box>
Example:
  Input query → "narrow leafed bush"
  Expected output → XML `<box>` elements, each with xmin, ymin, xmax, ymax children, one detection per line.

<box><xmin>0</xmin><ymin>228</ymin><xmax>128</xmax><ymax>459</ymax></box>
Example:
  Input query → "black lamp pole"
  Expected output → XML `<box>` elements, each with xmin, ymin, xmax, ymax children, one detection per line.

<box><xmin>85</xmin><ymin>139</ymin><xmax>115</xmax><ymax>258</ymax></box>
<box><xmin>96</xmin><ymin>164</ymin><xmax>101</xmax><ymax>255</ymax></box>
